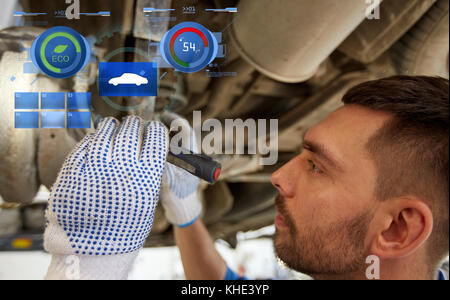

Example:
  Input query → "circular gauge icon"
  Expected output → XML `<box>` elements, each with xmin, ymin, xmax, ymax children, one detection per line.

<box><xmin>31</xmin><ymin>26</ymin><xmax>90</xmax><ymax>79</ymax></box>
<box><xmin>160</xmin><ymin>22</ymin><xmax>219</xmax><ymax>73</ymax></box>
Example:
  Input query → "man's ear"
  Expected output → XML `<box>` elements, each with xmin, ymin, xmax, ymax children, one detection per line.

<box><xmin>370</xmin><ymin>198</ymin><xmax>433</xmax><ymax>259</ymax></box>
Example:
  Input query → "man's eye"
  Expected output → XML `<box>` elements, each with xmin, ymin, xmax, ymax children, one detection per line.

<box><xmin>308</xmin><ymin>160</ymin><xmax>323</xmax><ymax>174</ymax></box>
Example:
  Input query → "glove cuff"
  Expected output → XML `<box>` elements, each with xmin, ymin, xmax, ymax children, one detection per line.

<box><xmin>44</xmin><ymin>221</ymin><xmax>77</xmax><ymax>255</ymax></box>
<box><xmin>45</xmin><ymin>252</ymin><xmax>138</xmax><ymax>280</ymax></box>
<box><xmin>162</xmin><ymin>191</ymin><xmax>202</xmax><ymax>227</ymax></box>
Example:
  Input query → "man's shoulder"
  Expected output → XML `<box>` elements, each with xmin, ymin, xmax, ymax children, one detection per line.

<box><xmin>438</xmin><ymin>269</ymin><xmax>448</xmax><ymax>280</ymax></box>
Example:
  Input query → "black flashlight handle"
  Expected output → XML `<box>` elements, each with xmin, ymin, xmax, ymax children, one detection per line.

<box><xmin>167</xmin><ymin>150</ymin><xmax>221</xmax><ymax>184</ymax></box>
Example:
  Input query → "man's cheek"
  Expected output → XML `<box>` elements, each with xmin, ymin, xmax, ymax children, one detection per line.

<box><xmin>294</xmin><ymin>187</ymin><xmax>333</xmax><ymax>222</ymax></box>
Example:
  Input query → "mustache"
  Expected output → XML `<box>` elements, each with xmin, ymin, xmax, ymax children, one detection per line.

<box><xmin>275</xmin><ymin>194</ymin><xmax>297</xmax><ymax>233</ymax></box>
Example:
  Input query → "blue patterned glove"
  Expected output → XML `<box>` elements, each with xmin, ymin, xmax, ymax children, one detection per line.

<box><xmin>160</xmin><ymin>112</ymin><xmax>201</xmax><ymax>228</ymax></box>
<box><xmin>44</xmin><ymin>116</ymin><xmax>168</xmax><ymax>279</ymax></box>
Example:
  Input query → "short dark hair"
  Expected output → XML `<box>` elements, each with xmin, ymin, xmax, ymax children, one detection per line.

<box><xmin>342</xmin><ymin>76</ymin><xmax>449</xmax><ymax>266</ymax></box>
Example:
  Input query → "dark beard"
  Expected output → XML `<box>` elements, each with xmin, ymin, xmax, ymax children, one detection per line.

<box><xmin>273</xmin><ymin>194</ymin><xmax>373</xmax><ymax>277</ymax></box>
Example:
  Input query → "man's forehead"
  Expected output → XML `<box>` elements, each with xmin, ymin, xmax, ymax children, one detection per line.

<box><xmin>304</xmin><ymin>105</ymin><xmax>392</xmax><ymax>163</ymax></box>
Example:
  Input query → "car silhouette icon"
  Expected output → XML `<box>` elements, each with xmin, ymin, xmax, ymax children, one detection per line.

<box><xmin>108</xmin><ymin>73</ymin><xmax>149</xmax><ymax>86</ymax></box>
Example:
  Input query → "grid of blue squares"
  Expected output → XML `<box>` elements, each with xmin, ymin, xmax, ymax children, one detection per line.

<box><xmin>14</xmin><ymin>92</ymin><xmax>91</xmax><ymax>129</ymax></box>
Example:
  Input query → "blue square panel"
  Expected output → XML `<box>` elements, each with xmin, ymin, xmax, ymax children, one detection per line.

<box><xmin>67</xmin><ymin>112</ymin><xmax>91</xmax><ymax>129</ymax></box>
<box><xmin>41</xmin><ymin>111</ymin><xmax>65</xmax><ymax>129</ymax></box>
<box><xmin>15</xmin><ymin>112</ymin><xmax>39</xmax><ymax>129</ymax></box>
<box><xmin>41</xmin><ymin>93</ymin><xmax>65</xmax><ymax>109</ymax></box>
<box><xmin>15</xmin><ymin>92</ymin><xmax>39</xmax><ymax>109</ymax></box>
<box><xmin>99</xmin><ymin>62</ymin><xmax>157</xmax><ymax>97</ymax></box>
<box><xmin>67</xmin><ymin>92</ymin><xmax>91</xmax><ymax>110</ymax></box>
<box><xmin>23</xmin><ymin>62</ymin><xmax>40</xmax><ymax>74</ymax></box>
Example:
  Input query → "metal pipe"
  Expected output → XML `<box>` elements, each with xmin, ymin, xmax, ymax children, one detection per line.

<box><xmin>230</xmin><ymin>0</ymin><xmax>371</xmax><ymax>83</ymax></box>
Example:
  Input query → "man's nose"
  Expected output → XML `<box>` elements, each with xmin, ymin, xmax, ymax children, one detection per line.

<box><xmin>270</xmin><ymin>157</ymin><xmax>299</xmax><ymax>198</ymax></box>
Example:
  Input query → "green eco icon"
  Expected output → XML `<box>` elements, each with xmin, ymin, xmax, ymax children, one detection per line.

<box><xmin>31</xmin><ymin>26</ymin><xmax>90</xmax><ymax>78</ymax></box>
<box><xmin>53</xmin><ymin>45</ymin><xmax>68</xmax><ymax>53</ymax></box>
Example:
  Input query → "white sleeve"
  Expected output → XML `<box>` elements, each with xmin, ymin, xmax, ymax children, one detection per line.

<box><xmin>45</xmin><ymin>251</ymin><xmax>139</xmax><ymax>280</ymax></box>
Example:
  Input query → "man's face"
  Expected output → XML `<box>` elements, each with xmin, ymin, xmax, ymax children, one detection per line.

<box><xmin>271</xmin><ymin>105</ymin><xmax>392</xmax><ymax>277</ymax></box>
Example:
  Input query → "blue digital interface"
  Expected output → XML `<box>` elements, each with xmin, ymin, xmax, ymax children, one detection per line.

<box><xmin>23</xmin><ymin>62</ymin><xmax>40</xmax><ymax>74</ymax></box>
<box><xmin>160</xmin><ymin>22</ymin><xmax>219</xmax><ymax>73</ymax></box>
<box><xmin>41</xmin><ymin>93</ymin><xmax>65</xmax><ymax>109</ymax></box>
<box><xmin>15</xmin><ymin>112</ymin><xmax>39</xmax><ymax>129</ymax></box>
<box><xmin>174</xmin><ymin>32</ymin><xmax>206</xmax><ymax>64</ymax></box>
<box><xmin>67</xmin><ymin>92</ymin><xmax>91</xmax><ymax>109</ymax></box>
<box><xmin>15</xmin><ymin>92</ymin><xmax>39</xmax><ymax>109</ymax></box>
<box><xmin>67</xmin><ymin>111</ymin><xmax>91</xmax><ymax>129</ymax></box>
<box><xmin>14</xmin><ymin>91</ymin><xmax>91</xmax><ymax>129</ymax></box>
<box><xmin>30</xmin><ymin>26</ymin><xmax>90</xmax><ymax>79</ymax></box>
<box><xmin>99</xmin><ymin>62</ymin><xmax>157</xmax><ymax>97</ymax></box>
<box><xmin>41</xmin><ymin>111</ymin><xmax>65</xmax><ymax>128</ymax></box>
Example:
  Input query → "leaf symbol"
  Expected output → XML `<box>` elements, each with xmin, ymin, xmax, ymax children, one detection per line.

<box><xmin>53</xmin><ymin>45</ymin><xmax>68</xmax><ymax>54</ymax></box>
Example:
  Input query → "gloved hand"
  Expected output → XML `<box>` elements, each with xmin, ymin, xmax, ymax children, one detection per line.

<box><xmin>44</xmin><ymin>116</ymin><xmax>168</xmax><ymax>279</ymax></box>
<box><xmin>159</xmin><ymin>111</ymin><xmax>202</xmax><ymax>228</ymax></box>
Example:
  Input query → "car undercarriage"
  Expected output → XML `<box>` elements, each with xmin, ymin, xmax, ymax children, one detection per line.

<box><xmin>0</xmin><ymin>0</ymin><xmax>448</xmax><ymax>249</ymax></box>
